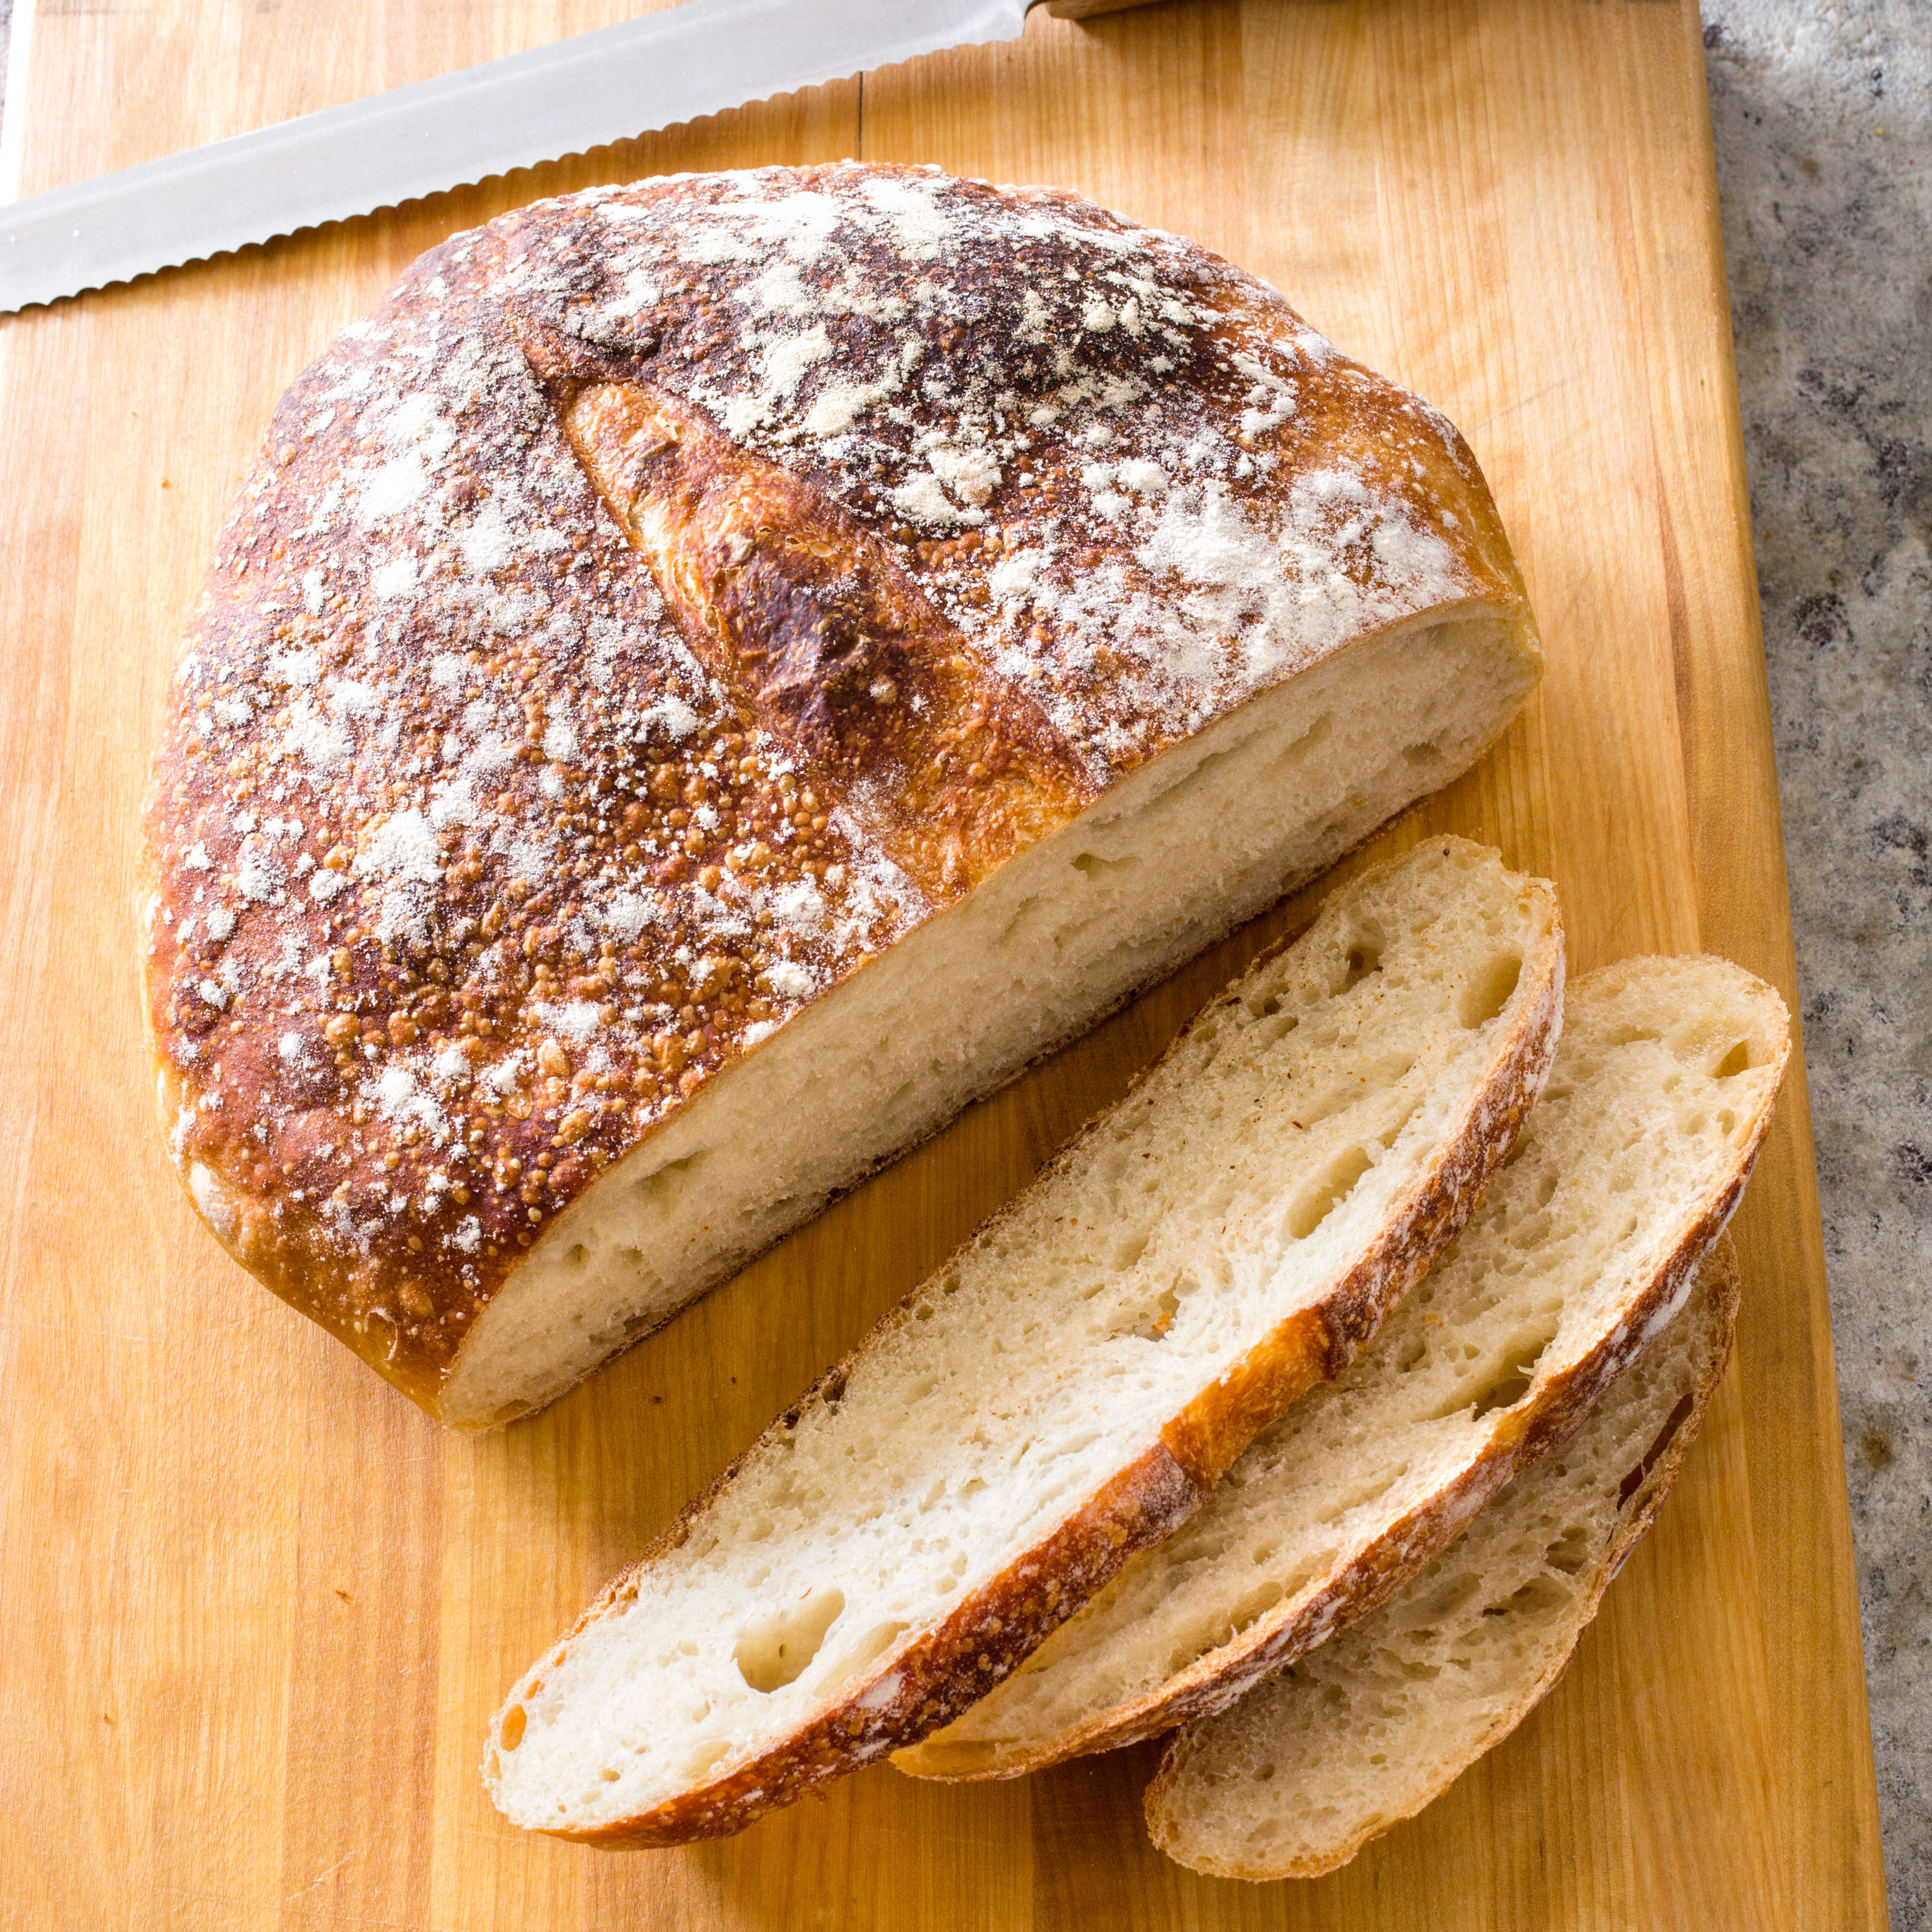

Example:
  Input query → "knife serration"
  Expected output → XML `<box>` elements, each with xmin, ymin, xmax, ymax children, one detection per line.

<box><xmin>0</xmin><ymin>0</ymin><xmax>1034</xmax><ymax>316</ymax></box>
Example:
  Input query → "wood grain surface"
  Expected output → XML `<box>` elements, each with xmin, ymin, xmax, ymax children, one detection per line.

<box><xmin>0</xmin><ymin>1</ymin><xmax>1889</xmax><ymax>1926</ymax></box>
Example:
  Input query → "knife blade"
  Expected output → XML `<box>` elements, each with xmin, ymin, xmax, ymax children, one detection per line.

<box><xmin>0</xmin><ymin>0</ymin><xmax>1101</xmax><ymax>317</ymax></box>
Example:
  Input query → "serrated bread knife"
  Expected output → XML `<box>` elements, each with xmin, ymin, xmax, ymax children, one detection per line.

<box><xmin>0</xmin><ymin>0</ymin><xmax>1155</xmax><ymax>316</ymax></box>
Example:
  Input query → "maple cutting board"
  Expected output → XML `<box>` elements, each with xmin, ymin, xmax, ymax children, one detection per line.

<box><xmin>0</xmin><ymin>1</ymin><xmax>1890</xmax><ymax>1926</ymax></box>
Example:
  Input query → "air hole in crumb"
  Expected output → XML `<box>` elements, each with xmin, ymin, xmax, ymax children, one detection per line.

<box><xmin>1716</xmin><ymin>1040</ymin><xmax>1752</xmax><ymax>1079</ymax></box>
<box><xmin>1403</xmin><ymin>740</ymin><xmax>1446</xmax><ymax>767</ymax></box>
<box><xmin>1544</xmin><ymin>1525</ymin><xmax>1590</xmax><ymax>1575</ymax></box>
<box><xmin>638</xmin><ymin>1148</ymin><xmax>708</xmax><ymax>1202</ymax></box>
<box><xmin>1458</xmin><ymin>952</ymin><xmax>1522</xmax><ymax>1028</ymax></box>
<box><xmin>734</xmin><ymin>1588</ymin><xmax>846</xmax><ymax>1693</ymax></box>
<box><xmin>499</xmin><ymin>1705</ymin><xmax>527</xmax><ymax>1750</ymax></box>
<box><xmin>1218</xmin><ymin>1577</ymin><xmax>1286</xmax><ymax>1645</ymax></box>
<box><xmin>1071</xmin><ymin>850</ymin><xmax>1138</xmax><ymax>879</ymax></box>
<box><xmin>600</xmin><ymin>1767</ymin><xmax>620</xmax><ymax>1782</ymax></box>
<box><xmin>567</xmin><ymin>1243</ymin><xmax>588</xmax><ymax>1267</ymax></box>
<box><xmin>1245</xmin><ymin>990</ymin><xmax>1301</xmax><ymax>1045</ymax></box>
<box><xmin>1471</xmin><ymin>1372</ymin><xmax>1533</xmax><ymax>1420</ymax></box>
<box><xmin>1287</xmin><ymin>1145</ymin><xmax>1373</xmax><ymax>1240</ymax></box>
<box><xmin>1338</xmin><ymin>932</ymin><xmax>1384</xmax><ymax>993</ymax></box>
<box><xmin>1605</xmin><ymin>1022</ymin><xmax>1662</xmax><ymax>1048</ymax></box>
<box><xmin>1264</xmin><ymin>712</ymin><xmax>1334</xmax><ymax>777</ymax></box>
<box><xmin>1447</xmin><ymin>1320</ymin><xmax>1558</xmax><ymax>1422</ymax></box>
<box><xmin>1125</xmin><ymin>1278</ymin><xmax>1184</xmax><ymax>1342</ymax></box>
<box><xmin>1482</xmin><ymin>1576</ymin><xmax>1568</xmax><ymax>1618</ymax></box>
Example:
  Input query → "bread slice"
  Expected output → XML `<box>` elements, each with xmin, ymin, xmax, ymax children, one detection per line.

<box><xmin>141</xmin><ymin>163</ymin><xmax>1544</xmax><ymax>1430</ymax></box>
<box><xmin>896</xmin><ymin>956</ymin><xmax>1786</xmax><ymax>1779</ymax></box>
<box><xmin>483</xmin><ymin>838</ymin><xmax>1562</xmax><ymax>1843</ymax></box>
<box><xmin>1146</xmin><ymin>1236</ymin><xmax>1740</xmax><ymax>1880</ymax></box>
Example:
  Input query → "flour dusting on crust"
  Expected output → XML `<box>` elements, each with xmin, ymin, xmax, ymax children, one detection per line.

<box><xmin>142</xmin><ymin>163</ymin><xmax>1520</xmax><ymax>1405</ymax></box>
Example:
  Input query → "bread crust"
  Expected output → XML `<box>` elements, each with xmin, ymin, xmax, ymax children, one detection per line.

<box><xmin>901</xmin><ymin>964</ymin><xmax>1786</xmax><ymax>1777</ymax></box>
<box><xmin>1143</xmin><ymin>1236</ymin><xmax>1744</xmax><ymax>1880</ymax></box>
<box><xmin>486</xmin><ymin>840</ymin><xmax>1563</xmax><ymax>1844</ymax></box>
<box><xmin>141</xmin><ymin>163</ymin><xmax>1539</xmax><ymax>1421</ymax></box>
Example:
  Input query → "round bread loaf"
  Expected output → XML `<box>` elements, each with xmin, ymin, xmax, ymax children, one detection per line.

<box><xmin>141</xmin><ymin>163</ymin><xmax>1541</xmax><ymax>1427</ymax></box>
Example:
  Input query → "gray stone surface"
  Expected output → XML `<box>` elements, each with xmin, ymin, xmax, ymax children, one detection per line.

<box><xmin>0</xmin><ymin>0</ymin><xmax>1923</xmax><ymax>1918</ymax></box>
<box><xmin>1703</xmin><ymin>6</ymin><xmax>1929</xmax><ymax>1924</ymax></box>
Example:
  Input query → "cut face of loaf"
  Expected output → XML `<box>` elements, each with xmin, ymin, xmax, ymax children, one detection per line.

<box><xmin>449</xmin><ymin>614</ymin><xmax>1530</xmax><ymax>1428</ymax></box>
<box><xmin>483</xmin><ymin>839</ymin><xmax>1562</xmax><ymax>1844</ymax></box>
<box><xmin>1146</xmin><ymin>1237</ymin><xmax>1741</xmax><ymax>1881</ymax></box>
<box><xmin>141</xmin><ymin>162</ymin><xmax>1543</xmax><ymax>1427</ymax></box>
<box><xmin>896</xmin><ymin>956</ymin><xmax>1788</xmax><ymax>1779</ymax></box>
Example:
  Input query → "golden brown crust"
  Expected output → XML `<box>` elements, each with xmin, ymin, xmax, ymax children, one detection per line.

<box><xmin>1157</xmin><ymin>1309</ymin><xmax>1331</xmax><ymax>1489</ymax></box>
<box><xmin>142</xmin><ymin>163</ymin><xmax>1537</xmax><ymax>1416</ymax></box>
<box><xmin>944</xmin><ymin>1019</ymin><xmax>1784</xmax><ymax>1777</ymax></box>
<box><xmin>489</xmin><ymin>843</ymin><xmax>1564</xmax><ymax>1845</ymax></box>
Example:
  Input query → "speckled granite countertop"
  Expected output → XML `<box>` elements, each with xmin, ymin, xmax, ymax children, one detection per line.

<box><xmin>1703</xmin><ymin>6</ymin><xmax>1928</xmax><ymax>1922</ymax></box>
<box><xmin>1</xmin><ymin>0</ymin><xmax>1923</xmax><ymax>1918</ymax></box>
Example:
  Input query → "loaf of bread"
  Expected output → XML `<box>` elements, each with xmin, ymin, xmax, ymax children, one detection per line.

<box><xmin>483</xmin><ymin>839</ymin><xmax>1561</xmax><ymax>1843</ymax></box>
<box><xmin>1145</xmin><ymin>1237</ymin><xmax>1740</xmax><ymax>1879</ymax></box>
<box><xmin>141</xmin><ymin>162</ymin><xmax>1541</xmax><ymax>1426</ymax></box>
<box><xmin>896</xmin><ymin>954</ymin><xmax>1787</xmax><ymax>1778</ymax></box>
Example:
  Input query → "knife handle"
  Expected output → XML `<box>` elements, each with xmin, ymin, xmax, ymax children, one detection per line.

<box><xmin>1039</xmin><ymin>0</ymin><xmax>1181</xmax><ymax>18</ymax></box>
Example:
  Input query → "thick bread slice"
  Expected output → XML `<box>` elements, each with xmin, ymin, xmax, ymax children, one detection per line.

<box><xmin>897</xmin><ymin>956</ymin><xmax>1787</xmax><ymax>1779</ymax></box>
<box><xmin>483</xmin><ymin>839</ymin><xmax>1561</xmax><ymax>1843</ymax></box>
<box><xmin>1146</xmin><ymin>1237</ymin><xmax>1740</xmax><ymax>1880</ymax></box>
<box><xmin>141</xmin><ymin>162</ymin><xmax>1544</xmax><ymax>1430</ymax></box>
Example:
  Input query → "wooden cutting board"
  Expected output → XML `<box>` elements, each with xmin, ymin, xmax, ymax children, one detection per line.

<box><xmin>0</xmin><ymin>1</ymin><xmax>1891</xmax><ymax>1926</ymax></box>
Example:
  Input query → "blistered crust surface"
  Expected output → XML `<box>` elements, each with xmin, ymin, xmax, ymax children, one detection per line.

<box><xmin>143</xmin><ymin>162</ymin><xmax>1527</xmax><ymax>1406</ymax></box>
